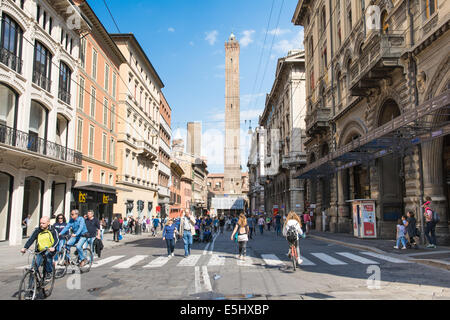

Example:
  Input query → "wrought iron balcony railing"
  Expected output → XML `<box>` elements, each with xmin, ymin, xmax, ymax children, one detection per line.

<box><xmin>32</xmin><ymin>70</ymin><xmax>52</xmax><ymax>92</ymax></box>
<box><xmin>58</xmin><ymin>89</ymin><xmax>71</xmax><ymax>105</ymax></box>
<box><xmin>0</xmin><ymin>48</ymin><xmax>22</xmax><ymax>74</ymax></box>
<box><xmin>0</xmin><ymin>123</ymin><xmax>82</xmax><ymax>165</ymax></box>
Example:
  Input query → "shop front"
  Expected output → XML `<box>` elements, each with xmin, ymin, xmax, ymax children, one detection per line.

<box><xmin>71</xmin><ymin>183</ymin><xmax>117</xmax><ymax>228</ymax></box>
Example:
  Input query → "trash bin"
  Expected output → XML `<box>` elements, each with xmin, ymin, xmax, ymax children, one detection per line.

<box><xmin>135</xmin><ymin>222</ymin><xmax>141</xmax><ymax>235</ymax></box>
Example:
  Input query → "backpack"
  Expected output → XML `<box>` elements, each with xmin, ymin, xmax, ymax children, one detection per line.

<box><xmin>37</xmin><ymin>228</ymin><xmax>55</xmax><ymax>251</ymax></box>
<box><xmin>286</xmin><ymin>225</ymin><xmax>297</xmax><ymax>243</ymax></box>
<box><xmin>432</xmin><ymin>210</ymin><xmax>440</xmax><ymax>223</ymax></box>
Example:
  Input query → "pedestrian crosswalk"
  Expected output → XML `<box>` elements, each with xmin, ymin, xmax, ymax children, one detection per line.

<box><xmin>84</xmin><ymin>250</ymin><xmax>411</xmax><ymax>270</ymax></box>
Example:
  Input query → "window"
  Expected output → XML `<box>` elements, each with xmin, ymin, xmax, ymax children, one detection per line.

<box><xmin>105</xmin><ymin>64</ymin><xmax>109</xmax><ymax>91</ymax></box>
<box><xmin>28</xmin><ymin>101</ymin><xmax>47</xmax><ymax>151</ymax></box>
<box><xmin>310</xmin><ymin>67</ymin><xmax>315</xmax><ymax>91</ymax></box>
<box><xmin>78</xmin><ymin>77</ymin><xmax>85</xmax><ymax>110</ymax></box>
<box><xmin>33</xmin><ymin>41</ymin><xmax>52</xmax><ymax>91</ymax></box>
<box><xmin>425</xmin><ymin>0</ymin><xmax>437</xmax><ymax>18</ymax></box>
<box><xmin>36</xmin><ymin>5</ymin><xmax>40</xmax><ymax>24</ymax></box>
<box><xmin>0</xmin><ymin>13</ymin><xmax>24</xmax><ymax>73</ymax></box>
<box><xmin>80</xmin><ymin>37</ymin><xmax>86</xmax><ymax>69</ymax></box>
<box><xmin>88</xmin><ymin>125</ymin><xmax>94</xmax><ymax>157</ymax></box>
<box><xmin>48</xmin><ymin>17</ymin><xmax>52</xmax><ymax>35</ymax></box>
<box><xmin>102</xmin><ymin>133</ymin><xmax>107</xmax><ymax>162</ymax></box>
<box><xmin>87</xmin><ymin>167</ymin><xmax>93</xmax><ymax>182</ymax></box>
<box><xmin>110</xmin><ymin>104</ymin><xmax>115</xmax><ymax>131</ymax></box>
<box><xmin>110</xmin><ymin>138</ymin><xmax>115</xmax><ymax>165</ymax></box>
<box><xmin>101</xmin><ymin>171</ymin><xmax>105</xmax><ymax>185</ymax></box>
<box><xmin>76</xmin><ymin>118</ymin><xmax>83</xmax><ymax>152</ymax></box>
<box><xmin>58</xmin><ymin>62</ymin><xmax>71</xmax><ymax>104</ymax></box>
<box><xmin>322</xmin><ymin>46</ymin><xmax>327</xmax><ymax>73</ymax></box>
<box><xmin>321</xmin><ymin>6</ymin><xmax>326</xmax><ymax>35</ymax></box>
<box><xmin>112</xmin><ymin>72</ymin><xmax>117</xmax><ymax>97</ymax></box>
<box><xmin>337</xmin><ymin>21</ymin><xmax>342</xmax><ymax>47</ymax></box>
<box><xmin>103</xmin><ymin>98</ymin><xmax>108</xmax><ymax>126</ymax></box>
<box><xmin>92</xmin><ymin>49</ymin><xmax>97</xmax><ymax>79</ymax></box>
<box><xmin>90</xmin><ymin>87</ymin><xmax>96</xmax><ymax>117</ymax></box>
<box><xmin>381</xmin><ymin>11</ymin><xmax>389</xmax><ymax>33</ymax></box>
<box><xmin>0</xmin><ymin>84</ymin><xmax>18</xmax><ymax>129</ymax></box>
<box><xmin>109</xmin><ymin>174</ymin><xmax>114</xmax><ymax>186</ymax></box>
<box><xmin>42</xmin><ymin>11</ymin><xmax>46</xmax><ymax>29</ymax></box>
<box><xmin>347</xmin><ymin>9</ymin><xmax>352</xmax><ymax>33</ymax></box>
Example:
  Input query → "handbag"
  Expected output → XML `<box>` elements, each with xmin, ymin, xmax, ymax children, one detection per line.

<box><xmin>234</xmin><ymin>232</ymin><xmax>238</xmax><ymax>243</ymax></box>
<box><xmin>118</xmin><ymin>231</ymin><xmax>123</xmax><ymax>241</ymax></box>
<box><xmin>237</xmin><ymin>234</ymin><xmax>248</xmax><ymax>242</ymax></box>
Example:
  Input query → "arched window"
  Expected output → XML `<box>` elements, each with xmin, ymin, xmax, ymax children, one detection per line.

<box><xmin>336</xmin><ymin>71</ymin><xmax>342</xmax><ymax>103</ymax></box>
<box><xmin>0</xmin><ymin>83</ymin><xmax>18</xmax><ymax>130</ymax></box>
<box><xmin>424</xmin><ymin>0</ymin><xmax>437</xmax><ymax>19</ymax></box>
<box><xmin>381</xmin><ymin>11</ymin><xmax>389</xmax><ymax>34</ymax></box>
<box><xmin>0</xmin><ymin>13</ymin><xmax>23</xmax><ymax>73</ymax></box>
<box><xmin>378</xmin><ymin>99</ymin><xmax>401</xmax><ymax>126</ymax></box>
<box><xmin>58</xmin><ymin>61</ymin><xmax>71</xmax><ymax>104</ymax></box>
<box><xmin>346</xmin><ymin>58</ymin><xmax>352</xmax><ymax>86</ymax></box>
<box><xmin>33</xmin><ymin>41</ymin><xmax>52</xmax><ymax>91</ymax></box>
<box><xmin>28</xmin><ymin>100</ymin><xmax>48</xmax><ymax>152</ymax></box>
<box><xmin>321</xmin><ymin>6</ymin><xmax>326</xmax><ymax>35</ymax></box>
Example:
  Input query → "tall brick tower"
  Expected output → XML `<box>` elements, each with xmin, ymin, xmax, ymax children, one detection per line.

<box><xmin>224</xmin><ymin>33</ymin><xmax>242</xmax><ymax>195</ymax></box>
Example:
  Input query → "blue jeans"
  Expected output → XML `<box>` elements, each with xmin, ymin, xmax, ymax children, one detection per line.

<box><xmin>425</xmin><ymin>221</ymin><xmax>436</xmax><ymax>245</ymax></box>
<box><xmin>79</xmin><ymin>236</ymin><xmax>95</xmax><ymax>252</ymax></box>
<box><xmin>276</xmin><ymin>224</ymin><xmax>281</xmax><ymax>236</ymax></box>
<box><xmin>34</xmin><ymin>251</ymin><xmax>54</xmax><ymax>274</ymax></box>
<box><xmin>166</xmin><ymin>238</ymin><xmax>175</xmax><ymax>256</ymax></box>
<box><xmin>66</xmin><ymin>236</ymin><xmax>86</xmax><ymax>261</ymax></box>
<box><xmin>396</xmin><ymin>236</ymin><xmax>407</xmax><ymax>248</ymax></box>
<box><xmin>54</xmin><ymin>238</ymin><xmax>66</xmax><ymax>262</ymax></box>
<box><xmin>259</xmin><ymin>225</ymin><xmax>264</xmax><ymax>234</ymax></box>
<box><xmin>183</xmin><ymin>231</ymin><xmax>193</xmax><ymax>256</ymax></box>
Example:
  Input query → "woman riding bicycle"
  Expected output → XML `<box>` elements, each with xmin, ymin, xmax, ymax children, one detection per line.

<box><xmin>282</xmin><ymin>211</ymin><xmax>304</xmax><ymax>265</ymax></box>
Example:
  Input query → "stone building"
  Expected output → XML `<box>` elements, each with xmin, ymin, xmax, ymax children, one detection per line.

<box><xmin>253</xmin><ymin>50</ymin><xmax>308</xmax><ymax>217</ymax></box>
<box><xmin>72</xmin><ymin>0</ymin><xmax>126</xmax><ymax>226</ymax></box>
<box><xmin>110</xmin><ymin>33</ymin><xmax>163</xmax><ymax>220</ymax></box>
<box><xmin>248</xmin><ymin>127</ymin><xmax>266</xmax><ymax>214</ymax></box>
<box><xmin>0</xmin><ymin>0</ymin><xmax>89</xmax><ymax>244</ymax></box>
<box><xmin>158</xmin><ymin>92</ymin><xmax>172</xmax><ymax>218</ymax></box>
<box><xmin>207</xmin><ymin>172</ymin><xmax>249</xmax><ymax>212</ymax></box>
<box><xmin>169</xmin><ymin>159</ymin><xmax>183</xmax><ymax>218</ymax></box>
<box><xmin>292</xmin><ymin>0</ymin><xmax>450</xmax><ymax>243</ymax></box>
<box><xmin>186</xmin><ymin>121</ymin><xmax>201</xmax><ymax>157</ymax></box>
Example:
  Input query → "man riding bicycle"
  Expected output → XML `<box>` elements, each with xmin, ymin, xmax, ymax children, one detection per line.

<box><xmin>20</xmin><ymin>216</ymin><xmax>59</xmax><ymax>281</ymax></box>
<box><xmin>59</xmin><ymin>209</ymin><xmax>89</xmax><ymax>268</ymax></box>
<box><xmin>282</xmin><ymin>211</ymin><xmax>304</xmax><ymax>265</ymax></box>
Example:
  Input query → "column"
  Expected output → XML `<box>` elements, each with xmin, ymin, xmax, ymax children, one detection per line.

<box><xmin>337</xmin><ymin>170</ymin><xmax>350</xmax><ymax>233</ymax></box>
<box><xmin>9</xmin><ymin>170</ymin><xmax>26</xmax><ymax>246</ymax></box>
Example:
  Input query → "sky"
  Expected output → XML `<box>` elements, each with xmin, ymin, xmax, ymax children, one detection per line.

<box><xmin>89</xmin><ymin>0</ymin><xmax>304</xmax><ymax>173</ymax></box>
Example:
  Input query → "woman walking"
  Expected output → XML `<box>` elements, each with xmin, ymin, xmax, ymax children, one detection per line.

<box><xmin>230</xmin><ymin>213</ymin><xmax>249</xmax><ymax>260</ymax></box>
<box><xmin>162</xmin><ymin>219</ymin><xmax>178</xmax><ymax>257</ymax></box>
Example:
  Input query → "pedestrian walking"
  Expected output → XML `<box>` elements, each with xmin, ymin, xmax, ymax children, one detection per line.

<box><xmin>162</xmin><ymin>219</ymin><xmax>178</xmax><ymax>257</ymax></box>
<box><xmin>231</xmin><ymin>213</ymin><xmax>249</xmax><ymax>260</ymax></box>
<box><xmin>100</xmin><ymin>218</ymin><xmax>107</xmax><ymax>240</ymax></box>
<box><xmin>423</xmin><ymin>199</ymin><xmax>438</xmax><ymax>248</ymax></box>
<box><xmin>152</xmin><ymin>216</ymin><xmax>160</xmax><ymax>236</ymax></box>
<box><xmin>266</xmin><ymin>215</ymin><xmax>271</xmax><ymax>231</ymax></box>
<box><xmin>274</xmin><ymin>213</ymin><xmax>282</xmax><ymax>236</ymax></box>
<box><xmin>219</xmin><ymin>215</ymin><xmax>225</xmax><ymax>234</ymax></box>
<box><xmin>258</xmin><ymin>216</ymin><xmax>265</xmax><ymax>235</ymax></box>
<box><xmin>247</xmin><ymin>215</ymin><xmax>254</xmax><ymax>239</ymax></box>
<box><xmin>303</xmin><ymin>212</ymin><xmax>311</xmax><ymax>234</ymax></box>
<box><xmin>112</xmin><ymin>217</ymin><xmax>121</xmax><ymax>242</ymax></box>
<box><xmin>180</xmin><ymin>210</ymin><xmax>196</xmax><ymax>257</ymax></box>
<box><xmin>394</xmin><ymin>218</ymin><xmax>407</xmax><ymax>249</ymax></box>
<box><xmin>405</xmin><ymin>211</ymin><xmax>419</xmax><ymax>249</ymax></box>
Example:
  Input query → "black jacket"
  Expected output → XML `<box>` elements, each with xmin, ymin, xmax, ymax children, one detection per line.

<box><xmin>93</xmin><ymin>238</ymin><xmax>104</xmax><ymax>258</ymax></box>
<box><xmin>24</xmin><ymin>225</ymin><xmax>59</xmax><ymax>252</ymax></box>
<box><xmin>112</xmin><ymin>219</ymin><xmax>120</xmax><ymax>231</ymax></box>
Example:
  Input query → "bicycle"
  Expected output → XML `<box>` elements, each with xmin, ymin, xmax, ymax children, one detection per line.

<box><xmin>18</xmin><ymin>249</ymin><xmax>55</xmax><ymax>300</ymax></box>
<box><xmin>54</xmin><ymin>239</ymin><xmax>93</xmax><ymax>278</ymax></box>
<box><xmin>289</xmin><ymin>240</ymin><xmax>299</xmax><ymax>271</ymax></box>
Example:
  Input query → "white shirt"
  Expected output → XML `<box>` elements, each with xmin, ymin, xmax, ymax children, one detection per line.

<box><xmin>282</xmin><ymin>219</ymin><xmax>304</xmax><ymax>239</ymax></box>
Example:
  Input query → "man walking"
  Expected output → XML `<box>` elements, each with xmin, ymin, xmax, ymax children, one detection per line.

<box><xmin>275</xmin><ymin>213</ymin><xmax>282</xmax><ymax>236</ymax></box>
<box><xmin>112</xmin><ymin>217</ymin><xmax>121</xmax><ymax>242</ymax></box>
<box><xmin>80</xmin><ymin>210</ymin><xmax>101</xmax><ymax>253</ymax></box>
<box><xmin>180</xmin><ymin>210</ymin><xmax>196</xmax><ymax>257</ymax></box>
<box><xmin>423</xmin><ymin>198</ymin><xmax>438</xmax><ymax>248</ymax></box>
<box><xmin>247</xmin><ymin>215</ymin><xmax>255</xmax><ymax>239</ymax></box>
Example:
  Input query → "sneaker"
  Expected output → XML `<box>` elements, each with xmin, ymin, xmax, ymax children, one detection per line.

<box><xmin>171</xmin><ymin>253</ymin><xmax>174</xmax><ymax>257</ymax></box>
<box><xmin>432</xmin><ymin>244</ymin><xmax>437</xmax><ymax>248</ymax></box>
<box><xmin>426</xmin><ymin>244</ymin><xmax>433</xmax><ymax>248</ymax></box>
<box><xmin>394</xmin><ymin>246</ymin><xmax>399</xmax><ymax>249</ymax></box>
<box><xmin>297</xmin><ymin>258</ymin><xmax>303</xmax><ymax>265</ymax></box>
<box><xmin>401</xmin><ymin>247</ymin><xmax>407</xmax><ymax>250</ymax></box>
<box><xmin>79</xmin><ymin>259</ymin><xmax>87</xmax><ymax>268</ymax></box>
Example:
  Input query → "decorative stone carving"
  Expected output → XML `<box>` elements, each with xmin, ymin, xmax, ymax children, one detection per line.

<box><xmin>20</xmin><ymin>158</ymin><xmax>36</xmax><ymax>170</ymax></box>
<box><xmin>417</xmin><ymin>71</ymin><xmax>426</xmax><ymax>94</ymax></box>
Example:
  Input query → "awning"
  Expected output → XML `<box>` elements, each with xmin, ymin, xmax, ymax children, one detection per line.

<box><xmin>72</xmin><ymin>181</ymin><xmax>117</xmax><ymax>194</ymax></box>
<box><xmin>295</xmin><ymin>90</ymin><xmax>450</xmax><ymax>179</ymax></box>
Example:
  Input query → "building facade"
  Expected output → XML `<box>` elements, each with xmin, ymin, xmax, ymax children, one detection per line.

<box><xmin>224</xmin><ymin>33</ymin><xmax>242</xmax><ymax>195</ymax></box>
<box><xmin>248</xmin><ymin>128</ymin><xmax>267</xmax><ymax>214</ymax></box>
<box><xmin>257</xmin><ymin>50</ymin><xmax>307</xmax><ymax>217</ymax></box>
<box><xmin>172</xmin><ymin>139</ymin><xmax>193</xmax><ymax>213</ymax></box>
<box><xmin>72</xmin><ymin>0</ymin><xmax>126</xmax><ymax>225</ymax></box>
<box><xmin>169</xmin><ymin>159</ymin><xmax>183</xmax><ymax>218</ymax></box>
<box><xmin>158</xmin><ymin>92</ymin><xmax>171</xmax><ymax>218</ymax></box>
<box><xmin>207</xmin><ymin>172</ymin><xmax>249</xmax><ymax>215</ymax></box>
<box><xmin>110</xmin><ymin>33</ymin><xmax>164</xmax><ymax>220</ymax></box>
<box><xmin>0</xmin><ymin>0</ymin><xmax>88</xmax><ymax>244</ymax></box>
<box><xmin>292</xmin><ymin>0</ymin><xmax>450</xmax><ymax>243</ymax></box>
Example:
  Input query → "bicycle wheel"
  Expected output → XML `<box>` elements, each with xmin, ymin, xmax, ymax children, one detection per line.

<box><xmin>42</xmin><ymin>267</ymin><xmax>55</xmax><ymax>298</ymax></box>
<box><xmin>18</xmin><ymin>270</ymin><xmax>37</xmax><ymax>300</ymax></box>
<box><xmin>79</xmin><ymin>248</ymin><xmax>93</xmax><ymax>273</ymax></box>
<box><xmin>54</xmin><ymin>251</ymin><xmax>68</xmax><ymax>278</ymax></box>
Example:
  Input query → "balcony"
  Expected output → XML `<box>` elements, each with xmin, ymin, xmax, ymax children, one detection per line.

<box><xmin>58</xmin><ymin>89</ymin><xmax>71</xmax><ymax>105</ymax></box>
<box><xmin>350</xmin><ymin>31</ymin><xmax>405</xmax><ymax>96</ymax></box>
<box><xmin>0</xmin><ymin>123</ymin><xmax>82</xmax><ymax>165</ymax></box>
<box><xmin>305</xmin><ymin>106</ymin><xmax>331</xmax><ymax>136</ymax></box>
<box><xmin>0</xmin><ymin>48</ymin><xmax>22</xmax><ymax>74</ymax></box>
<box><xmin>282</xmin><ymin>151</ymin><xmax>307</xmax><ymax>169</ymax></box>
<box><xmin>32</xmin><ymin>70</ymin><xmax>52</xmax><ymax>92</ymax></box>
<box><xmin>136</xmin><ymin>140</ymin><xmax>158</xmax><ymax>160</ymax></box>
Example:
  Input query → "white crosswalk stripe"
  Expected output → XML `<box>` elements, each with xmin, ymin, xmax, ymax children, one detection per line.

<box><xmin>360</xmin><ymin>251</ymin><xmax>411</xmax><ymax>263</ymax></box>
<box><xmin>261</xmin><ymin>254</ymin><xmax>284</xmax><ymax>266</ymax></box>
<box><xmin>207</xmin><ymin>254</ymin><xmax>226</xmax><ymax>266</ymax></box>
<box><xmin>143</xmin><ymin>256</ymin><xmax>171</xmax><ymax>268</ymax></box>
<box><xmin>237</xmin><ymin>256</ymin><xmax>254</xmax><ymax>266</ymax></box>
<box><xmin>311</xmin><ymin>253</ymin><xmax>348</xmax><ymax>265</ymax></box>
<box><xmin>112</xmin><ymin>255</ymin><xmax>148</xmax><ymax>269</ymax></box>
<box><xmin>297</xmin><ymin>256</ymin><xmax>316</xmax><ymax>266</ymax></box>
<box><xmin>336</xmin><ymin>252</ymin><xmax>379</xmax><ymax>264</ymax></box>
<box><xmin>177</xmin><ymin>254</ymin><xmax>201</xmax><ymax>267</ymax></box>
<box><xmin>92</xmin><ymin>255</ymin><xmax>125</xmax><ymax>268</ymax></box>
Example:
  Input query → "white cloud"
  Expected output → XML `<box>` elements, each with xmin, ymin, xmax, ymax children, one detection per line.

<box><xmin>241</xmin><ymin>93</ymin><xmax>265</xmax><ymax>108</ymax></box>
<box><xmin>168</xmin><ymin>27</ymin><xmax>175</xmax><ymax>32</ymax></box>
<box><xmin>189</xmin><ymin>41</ymin><xmax>195</xmax><ymax>46</ymax></box>
<box><xmin>241</xmin><ymin>108</ymin><xmax>263</xmax><ymax>120</ymax></box>
<box><xmin>268</xmin><ymin>28</ymin><xmax>291</xmax><ymax>36</ymax></box>
<box><xmin>274</xmin><ymin>29</ymin><xmax>304</xmax><ymax>55</ymax></box>
<box><xmin>240</xmin><ymin>30</ymin><xmax>255</xmax><ymax>47</ymax></box>
<box><xmin>205</xmin><ymin>30</ymin><xmax>219</xmax><ymax>45</ymax></box>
